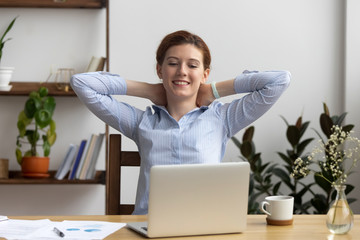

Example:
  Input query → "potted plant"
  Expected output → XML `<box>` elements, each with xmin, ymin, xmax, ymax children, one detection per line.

<box><xmin>15</xmin><ymin>86</ymin><xmax>57</xmax><ymax>178</ymax></box>
<box><xmin>0</xmin><ymin>16</ymin><xmax>17</xmax><ymax>90</ymax></box>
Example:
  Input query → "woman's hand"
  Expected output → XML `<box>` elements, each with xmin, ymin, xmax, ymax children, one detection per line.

<box><xmin>125</xmin><ymin>80</ymin><xmax>167</xmax><ymax>106</ymax></box>
<box><xmin>196</xmin><ymin>83</ymin><xmax>215</xmax><ymax>107</ymax></box>
<box><xmin>196</xmin><ymin>79</ymin><xmax>236</xmax><ymax>106</ymax></box>
<box><xmin>148</xmin><ymin>83</ymin><xmax>167</xmax><ymax>106</ymax></box>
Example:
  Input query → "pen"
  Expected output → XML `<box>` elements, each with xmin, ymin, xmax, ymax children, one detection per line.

<box><xmin>53</xmin><ymin>227</ymin><xmax>65</xmax><ymax>238</ymax></box>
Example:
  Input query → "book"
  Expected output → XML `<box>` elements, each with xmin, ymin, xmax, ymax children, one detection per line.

<box><xmin>85</xmin><ymin>56</ymin><xmax>106</xmax><ymax>72</ymax></box>
<box><xmin>75</xmin><ymin>135</ymin><xmax>93</xmax><ymax>179</ymax></box>
<box><xmin>79</xmin><ymin>134</ymin><xmax>99</xmax><ymax>180</ymax></box>
<box><xmin>55</xmin><ymin>144</ymin><xmax>78</xmax><ymax>180</ymax></box>
<box><xmin>85</xmin><ymin>133</ymin><xmax>105</xmax><ymax>179</ymax></box>
<box><xmin>77</xmin><ymin>134</ymin><xmax>98</xmax><ymax>179</ymax></box>
<box><xmin>68</xmin><ymin>139</ymin><xmax>87</xmax><ymax>180</ymax></box>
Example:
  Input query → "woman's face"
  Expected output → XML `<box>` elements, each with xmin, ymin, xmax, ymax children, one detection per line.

<box><xmin>157</xmin><ymin>44</ymin><xmax>209</xmax><ymax>101</ymax></box>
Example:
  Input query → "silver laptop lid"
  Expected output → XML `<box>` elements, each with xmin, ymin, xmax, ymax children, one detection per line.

<box><xmin>147</xmin><ymin>162</ymin><xmax>250</xmax><ymax>238</ymax></box>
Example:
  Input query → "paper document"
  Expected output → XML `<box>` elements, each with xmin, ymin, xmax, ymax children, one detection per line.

<box><xmin>0</xmin><ymin>219</ymin><xmax>52</xmax><ymax>239</ymax></box>
<box><xmin>0</xmin><ymin>217</ymin><xmax>125</xmax><ymax>239</ymax></box>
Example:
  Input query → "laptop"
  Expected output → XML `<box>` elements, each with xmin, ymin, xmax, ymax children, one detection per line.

<box><xmin>127</xmin><ymin>162</ymin><xmax>250</xmax><ymax>238</ymax></box>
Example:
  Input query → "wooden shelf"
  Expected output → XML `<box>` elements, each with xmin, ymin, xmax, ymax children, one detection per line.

<box><xmin>0</xmin><ymin>0</ymin><xmax>110</xmax><ymax>215</ymax></box>
<box><xmin>0</xmin><ymin>82</ymin><xmax>76</xmax><ymax>96</ymax></box>
<box><xmin>0</xmin><ymin>0</ymin><xmax>106</xmax><ymax>8</ymax></box>
<box><xmin>0</xmin><ymin>170</ymin><xmax>105</xmax><ymax>184</ymax></box>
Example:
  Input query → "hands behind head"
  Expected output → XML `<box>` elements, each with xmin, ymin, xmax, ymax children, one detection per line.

<box><xmin>149</xmin><ymin>83</ymin><xmax>167</xmax><ymax>106</ymax></box>
<box><xmin>196</xmin><ymin>83</ymin><xmax>215</xmax><ymax>107</ymax></box>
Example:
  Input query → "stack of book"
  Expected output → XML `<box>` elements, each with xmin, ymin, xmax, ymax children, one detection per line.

<box><xmin>55</xmin><ymin>133</ymin><xmax>105</xmax><ymax>180</ymax></box>
<box><xmin>85</xmin><ymin>56</ymin><xmax>106</xmax><ymax>72</ymax></box>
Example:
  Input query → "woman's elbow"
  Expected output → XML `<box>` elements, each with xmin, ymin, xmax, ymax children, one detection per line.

<box><xmin>70</xmin><ymin>73</ymin><xmax>87</xmax><ymax>90</ymax></box>
<box><xmin>280</xmin><ymin>70</ymin><xmax>291</xmax><ymax>87</ymax></box>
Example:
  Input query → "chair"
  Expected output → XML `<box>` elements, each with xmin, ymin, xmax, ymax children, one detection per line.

<box><xmin>106</xmin><ymin>134</ymin><xmax>141</xmax><ymax>215</ymax></box>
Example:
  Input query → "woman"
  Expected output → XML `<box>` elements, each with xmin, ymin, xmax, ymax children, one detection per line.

<box><xmin>71</xmin><ymin>30</ymin><xmax>291</xmax><ymax>215</ymax></box>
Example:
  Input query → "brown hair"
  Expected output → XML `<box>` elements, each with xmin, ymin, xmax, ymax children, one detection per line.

<box><xmin>156</xmin><ymin>30</ymin><xmax>211</xmax><ymax>70</ymax></box>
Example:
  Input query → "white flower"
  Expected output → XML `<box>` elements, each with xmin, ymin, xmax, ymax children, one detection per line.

<box><xmin>291</xmin><ymin>125</ymin><xmax>360</xmax><ymax>186</ymax></box>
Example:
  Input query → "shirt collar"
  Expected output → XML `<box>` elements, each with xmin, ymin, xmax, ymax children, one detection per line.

<box><xmin>152</xmin><ymin>105</ymin><xmax>209</xmax><ymax>115</ymax></box>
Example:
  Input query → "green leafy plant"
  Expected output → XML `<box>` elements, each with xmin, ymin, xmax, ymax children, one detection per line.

<box><xmin>0</xmin><ymin>16</ymin><xmax>17</xmax><ymax>64</ymax></box>
<box><xmin>308</xmin><ymin>103</ymin><xmax>356</xmax><ymax>213</ymax></box>
<box><xmin>232</xmin><ymin>126</ymin><xmax>281</xmax><ymax>214</ymax></box>
<box><xmin>15</xmin><ymin>87</ymin><xmax>57</xmax><ymax>164</ymax></box>
<box><xmin>274</xmin><ymin>115</ymin><xmax>314</xmax><ymax>213</ymax></box>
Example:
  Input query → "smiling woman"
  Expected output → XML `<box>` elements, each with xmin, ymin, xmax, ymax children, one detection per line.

<box><xmin>70</xmin><ymin>30</ymin><xmax>291</xmax><ymax>215</ymax></box>
<box><xmin>157</xmin><ymin>44</ymin><xmax>210</xmax><ymax>119</ymax></box>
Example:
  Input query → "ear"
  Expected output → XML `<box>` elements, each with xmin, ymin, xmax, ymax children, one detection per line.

<box><xmin>156</xmin><ymin>64</ymin><xmax>162</xmax><ymax>79</ymax></box>
<box><xmin>202</xmin><ymin>68</ymin><xmax>210</xmax><ymax>84</ymax></box>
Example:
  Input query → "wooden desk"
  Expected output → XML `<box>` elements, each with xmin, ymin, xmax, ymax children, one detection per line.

<box><xmin>5</xmin><ymin>215</ymin><xmax>359</xmax><ymax>239</ymax></box>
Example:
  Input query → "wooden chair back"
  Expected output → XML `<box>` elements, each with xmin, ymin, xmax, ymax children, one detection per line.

<box><xmin>106</xmin><ymin>134</ymin><xmax>140</xmax><ymax>215</ymax></box>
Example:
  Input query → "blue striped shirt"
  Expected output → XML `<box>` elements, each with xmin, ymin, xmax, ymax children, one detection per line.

<box><xmin>70</xmin><ymin>70</ymin><xmax>291</xmax><ymax>215</ymax></box>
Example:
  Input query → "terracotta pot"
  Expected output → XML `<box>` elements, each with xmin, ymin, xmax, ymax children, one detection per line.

<box><xmin>21</xmin><ymin>156</ymin><xmax>50</xmax><ymax>178</ymax></box>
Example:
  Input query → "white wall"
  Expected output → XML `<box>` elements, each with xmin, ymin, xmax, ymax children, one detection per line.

<box><xmin>345</xmin><ymin>0</ymin><xmax>360</xmax><ymax>209</ymax></box>
<box><xmin>0</xmin><ymin>0</ymin><xmax>359</xmax><ymax>215</ymax></box>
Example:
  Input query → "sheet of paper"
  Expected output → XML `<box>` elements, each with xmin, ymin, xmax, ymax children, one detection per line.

<box><xmin>26</xmin><ymin>222</ymin><xmax>78</xmax><ymax>240</ymax></box>
<box><xmin>0</xmin><ymin>219</ymin><xmax>52</xmax><ymax>239</ymax></box>
<box><xmin>0</xmin><ymin>218</ymin><xmax>126</xmax><ymax>240</ymax></box>
<box><xmin>55</xmin><ymin>220</ymin><xmax>126</xmax><ymax>239</ymax></box>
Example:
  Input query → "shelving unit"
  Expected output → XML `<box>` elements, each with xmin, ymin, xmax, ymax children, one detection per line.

<box><xmin>0</xmin><ymin>170</ymin><xmax>105</xmax><ymax>184</ymax></box>
<box><xmin>0</xmin><ymin>0</ymin><xmax>106</xmax><ymax>9</ymax></box>
<box><xmin>0</xmin><ymin>0</ymin><xmax>109</xmax><ymax>185</ymax></box>
<box><xmin>0</xmin><ymin>82</ymin><xmax>76</xmax><ymax>96</ymax></box>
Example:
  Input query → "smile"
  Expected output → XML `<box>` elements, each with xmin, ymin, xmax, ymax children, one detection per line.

<box><xmin>173</xmin><ymin>80</ymin><xmax>190</xmax><ymax>85</ymax></box>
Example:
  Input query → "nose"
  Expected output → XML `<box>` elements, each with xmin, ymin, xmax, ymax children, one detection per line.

<box><xmin>177</xmin><ymin>63</ymin><xmax>187</xmax><ymax>76</ymax></box>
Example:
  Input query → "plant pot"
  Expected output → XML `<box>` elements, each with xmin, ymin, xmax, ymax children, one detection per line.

<box><xmin>21</xmin><ymin>156</ymin><xmax>50</xmax><ymax>178</ymax></box>
<box><xmin>0</xmin><ymin>66</ymin><xmax>14</xmax><ymax>91</ymax></box>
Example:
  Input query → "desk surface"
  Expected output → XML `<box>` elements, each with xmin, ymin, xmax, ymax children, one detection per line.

<box><xmin>5</xmin><ymin>214</ymin><xmax>360</xmax><ymax>239</ymax></box>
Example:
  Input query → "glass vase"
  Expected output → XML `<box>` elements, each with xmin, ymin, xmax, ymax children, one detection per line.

<box><xmin>326</xmin><ymin>184</ymin><xmax>354</xmax><ymax>234</ymax></box>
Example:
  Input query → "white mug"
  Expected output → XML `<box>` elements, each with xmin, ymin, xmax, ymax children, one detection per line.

<box><xmin>260</xmin><ymin>196</ymin><xmax>294</xmax><ymax>225</ymax></box>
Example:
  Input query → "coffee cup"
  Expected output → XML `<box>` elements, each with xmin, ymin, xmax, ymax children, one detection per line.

<box><xmin>260</xmin><ymin>196</ymin><xmax>294</xmax><ymax>226</ymax></box>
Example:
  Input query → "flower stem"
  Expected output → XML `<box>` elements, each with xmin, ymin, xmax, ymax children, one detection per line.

<box><xmin>314</xmin><ymin>172</ymin><xmax>333</xmax><ymax>185</ymax></box>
